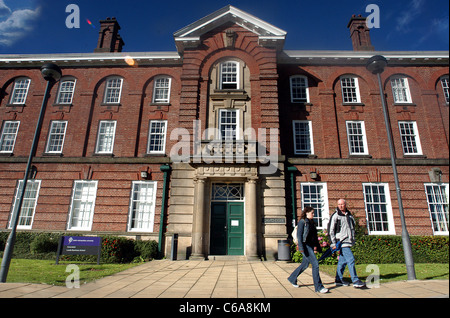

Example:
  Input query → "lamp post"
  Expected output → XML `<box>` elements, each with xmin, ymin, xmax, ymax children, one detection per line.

<box><xmin>0</xmin><ymin>63</ymin><xmax>62</xmax><ymax>283</ymax></box>
<box><xmin>366</xmin><ymin>55</ymin><xmax>416</xmax><ymax>280</ymax></box>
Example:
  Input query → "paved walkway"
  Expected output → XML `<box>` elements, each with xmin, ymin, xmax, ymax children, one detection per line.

<box><xmin>0</xmin><ymin>259</ymin><xmax>448</xmax><ymax>299</ymax></box>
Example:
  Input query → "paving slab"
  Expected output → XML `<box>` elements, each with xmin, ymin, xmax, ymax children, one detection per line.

<box><xmin>0</xmin><ymin>259</ymin><xmax>447</xmax><ymax>300</ymax></box>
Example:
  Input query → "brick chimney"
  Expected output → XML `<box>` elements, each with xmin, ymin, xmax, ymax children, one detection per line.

<box><xmin>347</xmin><ymin>15</ymin><xmax>374</xmax><ymax>51</ymax></box>
<box><xmin>94</xmin><ymin>17</ymin><xmax>125</xmax><ymax>53</ymax></box>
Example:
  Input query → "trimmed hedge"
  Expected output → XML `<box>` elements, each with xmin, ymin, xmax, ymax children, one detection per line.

<box><xmin>0</xmin><ymin>232</ymin><xmax>158</xmax><ymax>263</ymax></box>
<box><xmin>291</xmin><ymin>231</ymin><xmax>449</xmax><ymax>264</ymax></box>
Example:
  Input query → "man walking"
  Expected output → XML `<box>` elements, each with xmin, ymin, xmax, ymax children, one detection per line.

<box><xmin>329</xmin><ymin>199</ymin><xmax>365</xmax><ymax>288</ymax></box>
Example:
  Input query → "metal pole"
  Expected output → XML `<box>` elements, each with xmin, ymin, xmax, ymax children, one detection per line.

<box><xmin>0</xmin><ymin>80</ymin><xmax>53</xmax><ymax>283</ymax></box>
<box><xmin>376</xmin><ymin>72</ymin><xmax>416</xmax><ymax>280</ymax></box>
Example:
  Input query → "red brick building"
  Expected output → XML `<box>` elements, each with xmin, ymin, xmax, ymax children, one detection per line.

<box><xmin>0</xmin><ymin>6</ymin><xmax>448</xmax><ymax>260</ymax></box>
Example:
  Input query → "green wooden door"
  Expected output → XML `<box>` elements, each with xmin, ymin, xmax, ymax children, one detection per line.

<box><xmin>210</xmin><ymin>202</ymin><xmax>244</xmax><ymax>255</ymax></box>
<box><xmin>227</xmin><ymin>202</ymin><xmax>244</xmax><ymax>255</ymax></box>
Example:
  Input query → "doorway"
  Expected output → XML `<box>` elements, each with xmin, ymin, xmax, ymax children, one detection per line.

<box><xmin>210</xmin><ymin>183</ymin><xmax>244</xmax><ymax>255</ymax></box>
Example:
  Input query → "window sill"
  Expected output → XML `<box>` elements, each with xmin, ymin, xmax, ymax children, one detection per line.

<box><xmin>150</xmin><ymin>102</ymin><xmax>171</xmax><ymax>106</ymax></box>
<box><xmin>348</xmin><ymin>154</ymin><xmax>372</xmax><ymax>158</ymax></box>
<box><xmin>93</xmin><ymin>153</ymin><xmax>115</xmax><ymax>157</ymax></box>
<box><xmin>402</xmin><ymin>154</ymin><xmax>427</xmax><ymax>159</ymax></box>
<box><xmin>343</xmin><ymin>102</ymin><xmax>365</xmax><ymax>106</ymax></box>
<box><xmin>42</xmin><ymin>153</ymin><xmax>64</xmax><ymax>157</ymax></box>
<box><xmin>144</xmin><ymin>153</ymin><xmax>167</xmax><ymax>157</ymax></box>
<box><xmin>294</xmin><ymin>154</ymin><xmax>317</xmax><ymax>158</ymax></box>
<box><xmin>5</xmin><ymin>104</ymin><xmax>26</xmax><ymax>112</ymax></box>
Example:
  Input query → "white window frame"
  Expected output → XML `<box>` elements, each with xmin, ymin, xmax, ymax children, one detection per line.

<box><xmin>440</xmin><ymin>76</ymin><xmax>449</xmax><ymax>104</ymax></box>
<box><xmin>67</xmin><ymin>180</ymin><xmax>98</xmax><ymax>231</ymax></box>
<box><xmin>293</xmin><ymin>120</ymin><xmax>314</xmax><ymax>155</ymax></box>
<box><xmin>103</xmin><ymin>77</ymin><xmax>123</xmax><ymax>104</ymax></box>
<box><xmin>398</xmin><ymin>121</ymin><xmax>422</xmax><ymax>155</ymax></box>
<box><xmin>10</xmin><ymin>78</ymin><xmax>31</xmax><ymax>105</ymax></box>
<box><xmin>219</xmin><ymin>109</ymin><xmax>239</xmax><ymax>141</ymax></box>
<box><xmin>290</xmin><ymin>75</ymin><xmax>309</xmax><ymax>103</ymax></box>
<box><xmin>220</xmin><ymin>61</ymin><xmax>239</xmax><ymax>90</ymax></box>
<box><xmin>0</xmin><ymin>121</ymin><xmax>20</xmax><ymax>153</ymax></box>
<box><xmin>45</xmin><ymin>121</ymin><xmax>67</xmax><ymax>154</ymax></box>
<box><xmin>363</xmin><ymin>183</ymin><xmax>395</xmax><ymax>235</ymax></box>
<box><xmin>147</xmin><ymin>120</ymin><xmax>167</xmax><ymax>154</ymax></box>
<box><xmin>424</xmin><ymin>183</ymin><xmax>449</xmax><ymax>235</ymax></box>
<box><xmin>128</xmin><ymin>181</ymin><xmax>157</xmax><ymax>232</ymax></box>
<box><xmin>391</xmin><ymin>77</ymin><xmax>412</xmax><ymax>104</ymax></box>
<box><xmin>300</xmin><ymin>182</ymin><xmax>329</xmax><ymax>229</ymax></box>
<box><xmin>152</xmin><ymin>76</ymin><xmax>171</xmax><ymax>103</ymax></box>
<box><xmin>340</xmin><ymin>76</ymin><xmax>361</xmax><ymax>103</ymax></box>
<box><xmin>95</xmin><ymin>120</ymin><xmax>117</xmax><ymax>154</ymax></box>
<box><xmin>56</xmin><ymin>78</ymin><xmax>76</xmax><ymax>104</ymax></box>
<box><xmin>346</xmin><ymin>121</ymin><xmax>369</xmax><ymax>155</ymax></box>
<box><xmin>10</xmin><ymin>180</ymin><xmax>41</xmax><ymax>230</ymax></box>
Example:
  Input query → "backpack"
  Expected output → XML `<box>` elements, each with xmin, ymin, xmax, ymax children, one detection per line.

<box><xmin>291</xmin><ymin>221</ymin><xmax>307</xmax><ymax>245</ymax></box>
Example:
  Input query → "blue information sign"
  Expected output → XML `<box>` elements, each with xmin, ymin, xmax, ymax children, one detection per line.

<box><xmin>56</xmin><ymin>236</ymin><xmax>102</xmax><ymax>265</ymax></box>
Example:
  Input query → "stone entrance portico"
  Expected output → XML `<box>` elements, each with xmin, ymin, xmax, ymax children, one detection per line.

<box><xmin>165</xmin><ymin>163</ymin><xmax>287</xmax><ymax>260</ymax></box>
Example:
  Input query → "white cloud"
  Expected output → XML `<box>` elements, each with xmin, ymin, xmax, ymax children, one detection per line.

<box><xmin>395</xmin><ymin>0</ymin><xmax>424</xmax><ymax>32</ymax></box>
<box><xmin>0</xmin><ymin>5</ymin><xmax>41</xmax><ymax>46</ymax></box>
<box><xmin>0</xmin><ymin>0</ymin><xmax>11</xmax><ymax>17</ymax></box>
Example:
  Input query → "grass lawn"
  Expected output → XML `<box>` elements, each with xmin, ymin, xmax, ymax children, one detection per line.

<box><xmin>320</xmin><ymin>263</ymin><xmax>449</xmax><ymax>283</ymax></box>
<box><xmin>1</xmin><ymin>258</ymin><xmax>141</xmax><ymax>286</ymax></box>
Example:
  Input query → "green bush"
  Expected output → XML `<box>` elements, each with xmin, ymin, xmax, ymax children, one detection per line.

<box><xmin>134</xmin><ymin>240</ymin><xmax>158</xmax><ymax>261</ymax></box>
<box><xmin>291</xmin><ymin>232</ymin><xmax>449</xmax><ymax>264</ymax></box>
<box><xmin>30</xmin><ymin>233</ymin><xmax>60</xmax><ymax>254</ymax></box>
<box><xmin>101</xmin><ymin>236</ymin><xmax>136</xmax><ymax>263</ymax></box>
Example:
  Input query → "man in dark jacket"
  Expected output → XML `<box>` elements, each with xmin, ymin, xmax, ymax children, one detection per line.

<box><xmin>329</xmin><ymin>199</ymin><xmax>365</xmax><ymax>288</ymax></box>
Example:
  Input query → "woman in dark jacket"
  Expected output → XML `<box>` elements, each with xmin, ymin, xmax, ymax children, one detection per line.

<box><xmin>287</xmin><ymin>206</ymin><xmax>328</xmax><ymax>293</ymax></box>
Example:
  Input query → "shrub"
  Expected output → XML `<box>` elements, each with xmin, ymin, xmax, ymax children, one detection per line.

<box><xmin>101</xmin><ymin>236</ymin><xmax>137</xmax><ymax>263</ymax></box>
<box><xmin>30</xmin><ymin>233</ymin><xmax>60</xmax><ymax>254</ymax></box>
<box><xmin>291</xmin><ymin>232</ymin><xmax>449</xmax><ymax>264</ymax></box>
<box><xmin>0</xmin><ymin>231</ymin><xmax>159</xmax><ymax>264</ymax></box>
<box><xmin>134</xmin><ymin>240</ymin><xmax>158</xmax><ymax>261</ymax></box>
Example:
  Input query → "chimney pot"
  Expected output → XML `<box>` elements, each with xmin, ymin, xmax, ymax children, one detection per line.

<box><xmin>347</xmin><ymin>15</ymin><xmax>375</xmax><ymax>51</ymax></box>
<box><xmin>94</xmin><ymin>17</ymin><xmax>125</xmax><ymax>53</ymax></box>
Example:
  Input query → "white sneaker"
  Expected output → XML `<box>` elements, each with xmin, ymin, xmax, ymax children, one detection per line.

<box><xmin>291</xmin><ymin>283</ymin><xmax>299</xmax><ymax>288</ymax></box>
<box><xmin>318</xmin><ymin>287</ymin><xmax>329</xmax><ymax>293</ymax></box>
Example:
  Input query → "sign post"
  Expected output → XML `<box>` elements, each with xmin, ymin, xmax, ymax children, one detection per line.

<box><xmin>56</xmin><ymin>236</ymin><xmax>101</xmax><ymax>265</ymax></box>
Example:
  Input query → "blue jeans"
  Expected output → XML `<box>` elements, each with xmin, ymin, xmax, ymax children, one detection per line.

<box><xmin>335</xmin><ymin>247</ymin><xmax>359</xmax><ymax>283</ymax></box>
<box><xmin>288</xmin><ymin>245</ymin><xmax>324</xmax><ymax>292</ymax></box>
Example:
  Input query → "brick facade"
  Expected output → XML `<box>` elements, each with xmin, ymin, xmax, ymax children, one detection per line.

<box><xmin>0</xmin><ymin>6</ymin><xmax>448</xmax><ymax>259</ymax></box>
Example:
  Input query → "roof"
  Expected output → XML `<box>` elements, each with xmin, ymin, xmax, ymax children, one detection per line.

<box><xmin>173</xmin><ymin>5</ymin><xmax>287</xmax><ymax>52</ymax></box>
<box><xmin>1</xmin><ymin>50</ymin><xmax>448</xmax><ymax>69</ymax></box>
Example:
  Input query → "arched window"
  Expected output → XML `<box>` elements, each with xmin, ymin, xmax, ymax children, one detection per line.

<box><xmin>152</xmin><ymin>76</ymin><xmax>172</xmax><ymax>103</ymax></box>
<box><xmin>340</xmin><ymin>75</ymin><xmax>361</xmax><ymax>104</ymax></box>
<box><xmin>103</xmin><ymin>76</ymin><xmax>123</xmax><ymax>104</ymax></box>
<box><xmin>440</xmin><ymin>75</ymin><xmax>449</xmax><ymax>104</ymax></box>
<box><xmin>390</xmin><ymin>76</ymin><xmax>412</xmax><ymax>104</ymax></box>
<box><xmin>9</xmin><ymin>77</ymin><xmax>31</xmax><ymax>105</ymax></box>
<box><xmin>56</xmin><ymin>77</ymin><xmax>77</xmax><ymax>104</ymax></box>
<box><xmin>220</xmin><ymin>61</ymin><xmax>239</xmax><ymax>89</ymax></box>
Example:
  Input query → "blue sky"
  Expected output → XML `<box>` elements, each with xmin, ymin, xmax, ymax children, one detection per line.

<box><xmin>0</xmin><ymin>0</ymin><xmax>448</xmax><ymax>54</ymax></box>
